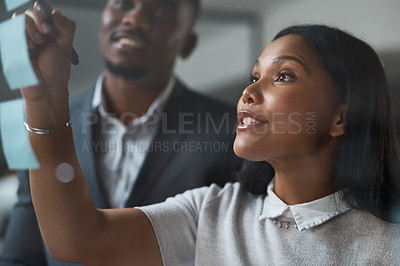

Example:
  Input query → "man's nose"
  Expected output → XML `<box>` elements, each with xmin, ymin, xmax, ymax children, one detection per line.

<box><xmin>121</xmin><ymin>6</ymin><xmax>151</xmax><ymax>31</ymax></box>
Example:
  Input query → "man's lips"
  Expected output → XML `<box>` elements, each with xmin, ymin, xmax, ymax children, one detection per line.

<box><xmin>237</xmin><ymin>110</ymin><xmax>268</xmax><ymax>129</ymax></box>
<box><xmin>111</xmin><ymin>29</ymin><xmax>150</xmax><ymax>50</ymax></box>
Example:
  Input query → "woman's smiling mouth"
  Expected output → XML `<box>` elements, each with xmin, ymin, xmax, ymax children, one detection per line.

<box><xmin>237</xmin><ymin>110</ymin><xmax>268</xmax><ymax>130</ymax></box>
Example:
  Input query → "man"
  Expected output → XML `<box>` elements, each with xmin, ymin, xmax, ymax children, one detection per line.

<box><xmin>0</xmin><ymin>0</ymin><xmax>241</xmax><ymax>265</ymax></box>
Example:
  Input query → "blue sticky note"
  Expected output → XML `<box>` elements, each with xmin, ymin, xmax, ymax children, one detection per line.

<box><xmin>4</xmin><ymin>0</ymin><xmax>31</xmax><ymax>12</ymax></box>
<box><xmin>0</xmin><ymin>98</ymin><xmax>39</xmax><ymax>169</ymax></box>
<box><xmin>0</xmin><ymin>15</ymin><xmax>38</xmax><ymax>90</ymax></box>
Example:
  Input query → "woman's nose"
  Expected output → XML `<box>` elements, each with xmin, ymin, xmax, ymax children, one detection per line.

<box><xmin>241</xmin><ymin>84</ymin><xmax>261</xmax><ymax>104</ymax></box>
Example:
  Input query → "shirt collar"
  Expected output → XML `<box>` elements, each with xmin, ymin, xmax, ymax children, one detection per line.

<box><xmin>259</xmin><ymin>180</ymin><xmax>351</xmax><ymax>231</ymax></box>
<box><xmin>91</xmin><ymin>71</ymin><xmax>176</xmax><ymax>126</ymax></box>
<box><xmin>91</xmin><ymin>71</ymin><xmax>107</xmax><ymax>110</ymax></box>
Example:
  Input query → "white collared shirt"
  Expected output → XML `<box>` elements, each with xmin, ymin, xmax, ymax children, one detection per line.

<box><xmin>92</xmin><ymin>72</ymin><xmax>175</xmax><ymax>208</ymax></box>
<box><xmin>259</xmin><ymin>181</ymin><xmax>351</xmax><ymax>231</ymax></box>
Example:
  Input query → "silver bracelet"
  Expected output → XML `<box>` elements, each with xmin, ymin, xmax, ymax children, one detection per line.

<box><xmin>24</xmin><ymin>120</ymin><xmax>72</xmax><ymax>135</ymax></box>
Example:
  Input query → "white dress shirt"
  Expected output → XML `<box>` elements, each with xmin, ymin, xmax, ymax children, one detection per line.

<box><xmin>92</xmin><ymin>72</ymin><xmax>175</xmax><ymax>208</ymax></box>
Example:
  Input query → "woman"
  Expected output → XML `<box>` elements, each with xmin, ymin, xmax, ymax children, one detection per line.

<box><xmin>21</xmin><ymin>6</ymin><xmax>400</xmax><ymax>266</ymax></box>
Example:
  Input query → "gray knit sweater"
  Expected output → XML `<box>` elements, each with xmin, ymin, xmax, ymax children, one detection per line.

<box><xmin>138</xmin><ymin>183</ymin><xmax>400</xmax><ymax>265</ymax></box>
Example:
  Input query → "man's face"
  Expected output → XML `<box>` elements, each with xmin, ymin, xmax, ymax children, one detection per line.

<box><xmin>99</xmin><ymin>0</ymin><xmax>196</xmax><ymax>79</ymax></box>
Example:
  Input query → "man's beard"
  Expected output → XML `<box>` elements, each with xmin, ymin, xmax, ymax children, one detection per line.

<box><xmin>105</xmin><ymin>60</ymin><xmax>147</xmax><ymax>80</ymax></box>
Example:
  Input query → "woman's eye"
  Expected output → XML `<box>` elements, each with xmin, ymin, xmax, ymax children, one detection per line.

<box><xmin>249</xmin><ymin>75</ymin><xmax>259</xmax><ymax>84</ymax></box>
<box><xmin>275</xmin><ymin>72</ymin><xmax>294</xmax><ymax>82</ymax></box>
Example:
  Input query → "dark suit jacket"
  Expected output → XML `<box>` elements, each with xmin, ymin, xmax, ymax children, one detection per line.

<box><xmin>0</xmin><ymin>80</ymin><xmax>242</xmax><ymax>265</ymax></box>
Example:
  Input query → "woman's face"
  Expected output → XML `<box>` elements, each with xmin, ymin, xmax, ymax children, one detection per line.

<box><xmin>234</xmin><ymin>34</ymin><xmax>343</xmax><ymax>162</ymax></box>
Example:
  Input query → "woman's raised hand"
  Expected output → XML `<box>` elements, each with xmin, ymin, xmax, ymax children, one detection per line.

<box><xmin>18</xmin><ymin>1</ymin><xmax>76</xmax><ymax>129</ymax></box>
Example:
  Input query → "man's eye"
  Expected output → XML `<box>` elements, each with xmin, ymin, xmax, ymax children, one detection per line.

<box><xmin>249</xmin><ymin>75</ymin><xmax>259</xmax><ymax>84</ymax></box>
<box><xmin>115</xmin><ymin>0</ymin><xmax>133</xmax><ymax>9</ymax></box>
<box><xmin>152</xmin><ymin>10</ymin><xmax>172</xmax><ymax>21</ymax></box>
<box><xmin>275</xmin><ymin>72</ymin><xmax>294</xmax><ymax>82</ymax></box>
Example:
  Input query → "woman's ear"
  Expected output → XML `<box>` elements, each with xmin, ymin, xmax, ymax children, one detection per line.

<box><xmin>330</xmin><ymin>104</ymin><xmax>348</xmax><ymax>137</ymax></box>
<box><xmin>180</xmin><ymin>32</ymin><xmax>197</xmax><ymax>59</ymax></box>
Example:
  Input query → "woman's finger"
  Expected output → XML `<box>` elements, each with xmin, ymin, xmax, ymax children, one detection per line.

<box><xmin>25</xmin><ymin>8</ymin><xmax>52</xmax><ymax>37</ymax></box>
<box><xmin>12</xmin><ymin>11</ymin><xmax>23</xmax><ymax>18</ymax></box>
<box><xmin>24</xmin><ymin>11</ymin><xmax>46</xmax><ymax>47</ymax></box>
<box><xmin>51</xmin><ymin>9</ymin><xmax>76</xmax><ymax>51</ymax></box>
<box><xmin>34</xmin><ymin>0</ymin><xmax>54</xmax><ymax>14</ymax></box>
<box><xmin>33</xmin><ymin>1</ymin><xmax>54</xmax><ymax>34</ymax></box>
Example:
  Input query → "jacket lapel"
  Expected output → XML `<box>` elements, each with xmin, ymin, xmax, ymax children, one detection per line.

<box><xmin>70</xmin><ymin>89</ymin><xmax>108</xmax><ymax>208</ymax></box>
<box><xmin>125</xmin><ymin>81</ymin><xmax>194</xmax><ymax>206</ymax></box>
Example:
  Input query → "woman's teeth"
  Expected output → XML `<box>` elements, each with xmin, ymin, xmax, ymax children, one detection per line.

<box><xmin>243</xmin><ymin>117</ymin><xmax>257</xmax><ymax>125</ymax></box>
